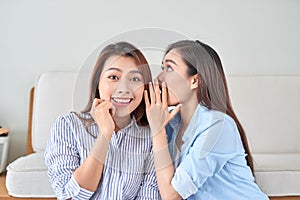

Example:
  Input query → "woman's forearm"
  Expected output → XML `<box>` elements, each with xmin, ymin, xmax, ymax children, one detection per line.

<box><xmin>74</xmin><ymin>131</ymin><xmax>111</xmax><ymax>192</ymax></box>
<box><xmin>73</xmin><ymin>155</ymin><xmax>104</xmax><ymax>192</ymax></box>
<box><xmin>152</xmin><ymin>129</ymin><xmax>182</xmax><ymax>200</ymax></box>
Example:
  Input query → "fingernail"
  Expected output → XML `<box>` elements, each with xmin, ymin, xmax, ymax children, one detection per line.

<box><xmin>162</xmin><ymin>82</ymin><xmax>166</xmax><ymax>86</ymax></box>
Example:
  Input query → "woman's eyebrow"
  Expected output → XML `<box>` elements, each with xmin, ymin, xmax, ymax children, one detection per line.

<box><xmin>105</xmin><ymin>67</ymin><xmax>142</xmax><ymax>76</ymax></box>
<box><xmin>105</xmin><ymin>67</ymin><xmax>122</xmax><ymax>72</ymax></box>
<box><xmin>129</xmin><ymin>70</ymin><xmax>143</xmax><ymax>75</ymax></box>
<box><xmin>163</xmin><ymin>59</ymin><xmax>178</xmax><ymax>66</ymax></box>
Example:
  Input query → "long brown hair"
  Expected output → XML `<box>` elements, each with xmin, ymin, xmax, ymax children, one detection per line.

<box><xmin>165</xmin><ymin>40</ymin><xmax>254</xmax><ymax>175</ymax></box>
<box><xmin>80</xmin><ymin>42</ymin><xmax>152</xmax><ymax>127</ymax></box>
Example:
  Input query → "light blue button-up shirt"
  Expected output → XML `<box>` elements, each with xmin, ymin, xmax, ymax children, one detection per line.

<box><xmin>166</xmin><ymin>104</ymin><xmax>269</xmax><ymax>200</ymax></box>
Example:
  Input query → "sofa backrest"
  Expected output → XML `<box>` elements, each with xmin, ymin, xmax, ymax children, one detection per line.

<box><xmin>32</xmin><ymin>71</ymin><xmax>79</xmax><ymax>152</ymax></box>
<box><xmin>32</xmin><ymin>72</ymin><xmax>300</xmax><ymax>154</ymax></box>
<box><xmin>227</xmin><ymin>75</ymin><xmax>300</xmax><ymax>153</ymax></box>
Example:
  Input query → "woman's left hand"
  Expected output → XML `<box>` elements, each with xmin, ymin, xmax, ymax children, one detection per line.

<box><xmin>144</xmin><ymin>80</ymin><xmax>181</xmax><ymax>136</ymax></box>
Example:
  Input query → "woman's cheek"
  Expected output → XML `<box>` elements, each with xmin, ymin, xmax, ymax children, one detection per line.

<box><xmin>134</xmin><ymin>85</ymin><xmax>145</xmax><ymax>102</ymax></box>
<box><xmin>99</xmin><ymin>83</ymin><xmax>115</xmax><ymax>101</ymax></box>
<box><xmin>166</xmin><ymin>74</ymin><xmax>192</xmax><ymax>104</ymax></box>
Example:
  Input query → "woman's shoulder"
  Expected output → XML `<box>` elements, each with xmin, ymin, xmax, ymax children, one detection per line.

<box><xmin>198</xmin><ymin>105</ymin><xmax>236</xmax><ymax>128</ymax></box>
<box><xmin>50</xmin><ymin>112</ymin><xmax>96</xmax><ymax>141</ymax></box>
<box><xmin>52</xmin><ymin>112</ymin><xmax>92</xmax><ymax>131</ymax></box>
<box><xmin>57</xmin><ymin>111</ymin><xmax>91</xmax><ymax>121</ymax></box>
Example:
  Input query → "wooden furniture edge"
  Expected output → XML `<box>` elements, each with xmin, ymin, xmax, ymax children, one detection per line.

<box><xmin>25</xmin><ymin>87</ymin><xmax>34</xmax><ymax>155</ymax></box>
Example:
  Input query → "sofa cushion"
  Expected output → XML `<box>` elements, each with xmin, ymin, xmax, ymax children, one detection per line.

<box><xmin>255</xmin><ymin>171</ymin><xmax>300</xmax><ymax>196</ymax></box>
<box><xmin>253</xmin><ymin>153</ymin><xmax>300</xmax><ymax>171</ymax></box>
<box><xmin>6</xmin><ymin>152</ymin><xmax>55</xmax><ymax>197</ymax></box>
<box><xmin>253</xmin><ymin>153</ymin><xmax>300</xmax><ymax>195</ymax></box>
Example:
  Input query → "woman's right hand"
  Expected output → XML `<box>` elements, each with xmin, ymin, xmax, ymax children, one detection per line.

<box><xmin>91</xmin><ymin>98</ymin><xmax>116</xmax><ymax>139</ymax></box>
<box><xmin>144</xmin><ymin>80</ymin><xmax>181</xmax><ymax>136</ymax></box>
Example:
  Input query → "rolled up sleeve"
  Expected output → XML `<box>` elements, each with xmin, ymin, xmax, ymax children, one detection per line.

<box><xmin>171</xmin><ymin>165</ymin><xmax>198</xmax><ymax>198</ymax></box>
<box><xmin>64</xmin><ymin>176</ymin><xmax>94</xmax><ymax>200</ymax></box>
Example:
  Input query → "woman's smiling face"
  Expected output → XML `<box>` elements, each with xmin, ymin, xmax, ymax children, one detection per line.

<box><xmin>98</xmin><ymin>56</ymin><xmax>145</xmax><ymax>118</ymax></box>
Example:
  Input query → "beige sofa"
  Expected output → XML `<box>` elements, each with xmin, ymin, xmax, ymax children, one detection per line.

<box><xmin>227</xmin><ymin>75</ymin><xmax>300</xmax><ymax>196</ymax></box>
<box><xmin>5</xmin><ymin>71</ymin><xmax>300</xmax><ymax>198</ymax></box>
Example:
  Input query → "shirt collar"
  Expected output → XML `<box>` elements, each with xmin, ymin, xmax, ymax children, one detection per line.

<box><xmin>111</xmin><ymin>117</ymin><xmax>139</xmax><ymax>146</ymax></box>
<box><xmin>180</xmin><ymin>104</ymin><xmax>209</xmax><ymax>152</ymax></box>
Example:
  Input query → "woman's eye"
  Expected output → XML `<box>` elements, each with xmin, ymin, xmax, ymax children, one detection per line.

<box><xmin>131</xmin><ymin>77</ymin><xmax>141</xmax><ymax>82</ymax></box>
<box><xmin>167</xmin><ymin>66</ymin><xmax>173</xmax><ymax>72</ymax></box>
<box><xmin>161</xmin><ymin>65</ymin><xmax>173</xmax><ymax>72</ymax></box>
<box><xmin>108</xmin><ymin>75</ymin><xmax>119</xmax><ymax>80</ymax></box>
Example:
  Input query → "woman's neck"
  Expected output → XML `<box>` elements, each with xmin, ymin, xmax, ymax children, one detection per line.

<box><xmin>175</xmin><ymin>94</ymin><xmax>198</xmax><ymax>150</ymax></box>
<box><xmin>114</xmin><ymin>115</ymin><xmax>131</xmax><ymax>131</ymax></box>
<box><xmin>179</xmin><ymin>95</ymin><xmax>198</xmax><ymax>129</ymax></box>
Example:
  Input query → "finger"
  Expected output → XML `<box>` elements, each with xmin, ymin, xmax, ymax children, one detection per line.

<box><xmin>92</xmin><ymin>98</ymin><xmax>101</xmax><ymax>108</ymax></box>
<box><xmin>144</xmin><ymin>90</ymin><xmax>150</xmax><ymax>109</ymax></box>
<box><xmin>167</xmin><ymin>104</ymin><xmax>182</xmax><ymax>124</ymax></box>
<box><xmin>154</xmin><ymin>79</ymin><xmax>161</xmax><ymax>104</ymax></box>
<box><xmin>91</xmin><ymin>98</ymin><xmax>102</xmax><ymax>118</ymax></box>
<box><xmin>110</xmin><ymin>104</ymin><xmax>116</xmax><ymax>116</ymax></box>
<box><xmin>106</xmin><ymin>102</ymin><xmax>116</xmax><ymax>124</ymax></box>
<box><xmin>103</xmin><ymin>101</ymin><xmax>113</xmax><ymax>110</ymax></box>
<box><xmin>95</xmin><ymin>101</ymin><xmax>111</xmax><ymax>112</ymax></box>
<box><xmin>107</xmin><ymin>96</ymin><xmax>114</xmax><ymax>115</ymax></box>
<box><xmin>162</xmin><ymin>81</ymin><xmax>167</xmax><ymax>108</ymax></box>
<box><xmin>149</xmin><ymin>82</ymin><xmax>155</xmax><ymax>105</ymax></box>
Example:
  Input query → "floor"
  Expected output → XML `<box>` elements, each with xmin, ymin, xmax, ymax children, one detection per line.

<box><xmin>1</xmin><ymin>172</ymin><xmax>300</xmax><ymax>200</ymax></box>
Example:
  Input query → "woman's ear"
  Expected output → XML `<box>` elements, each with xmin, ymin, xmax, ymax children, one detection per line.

<box><xmin>190</xmin><ymin>74</ymin><xmax>199</xmax><ymax>90</ymax></box>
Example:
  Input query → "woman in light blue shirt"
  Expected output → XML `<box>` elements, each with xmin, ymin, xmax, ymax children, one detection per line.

<box><xmin>45</xmin><ymin>42</ymin><xmax>161</xmax><ymax>199</ymax></box>
<box><xmin>144</xmin><ymin>40</ymin><xmax>269</xmax><ymax>199</ymax></box>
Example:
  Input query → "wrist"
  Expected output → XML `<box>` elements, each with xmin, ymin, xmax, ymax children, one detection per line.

<box><xmin>90</xmin><ymin>132</ymin><xmax>111</xmax><ymax>163</ymax></box>
<box><xmin>99</xmin><ymin>129</ymin><xmax>113</xmax><ymax>140</ymax></box>
<box><xmin>153</xmin><ymin>145</ymin><xmax>173</xmax><ymax>170</ymax></box>
<box><xmin>152</xmin><ymin>129</ymin><xmax>168</xmax><ymax>151</ymax></box>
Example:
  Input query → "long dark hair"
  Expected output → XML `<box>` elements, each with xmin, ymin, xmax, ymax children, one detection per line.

<box><xmin>79</xmin><ymin>42</ymin><xmax>152</xmax><ymax>127</ymax></box>
<box><xmin>165</xmin><ymin>40</ymin><xmax>254</xmax><ymax>175</ymax></box>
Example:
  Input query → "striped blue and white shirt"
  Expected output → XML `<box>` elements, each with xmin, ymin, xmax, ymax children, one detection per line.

<box><xmin>45</xmin><ymin>112</ymin><xmax>161</xmax><ymax>200</ymax></box>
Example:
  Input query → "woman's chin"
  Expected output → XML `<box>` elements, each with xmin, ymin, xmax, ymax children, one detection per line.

<box><xmin>114</xmin><ymin>111</ymin><xmax>130</xmax><ymax>119</ymax></box>
<box><xmin>113</xmin><ymin>107</ymin><xmax>135</xmax><ymax>119</ymax></box>
<box><xmin>167</xmin><ymin>99</ymin><xmax>180</xmax><ymax>107</ymax></box>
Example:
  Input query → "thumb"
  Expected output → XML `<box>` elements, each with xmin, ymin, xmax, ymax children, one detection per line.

<box><xmin>167</xmin><ymin>104</ymin><xmax>182</xmax><ymax>124</ymax></box>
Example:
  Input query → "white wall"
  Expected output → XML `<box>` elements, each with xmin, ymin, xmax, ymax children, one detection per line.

<box><xmin>1</xmin><ymin>0</ymin><xmax>299</xmax><ymax>164</ymax></box>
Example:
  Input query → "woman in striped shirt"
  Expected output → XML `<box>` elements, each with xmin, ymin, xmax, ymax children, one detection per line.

<box><xmin>45</xmin><ymin>42</ymin><xmax>161</xmax><ymax>200</ymax></box>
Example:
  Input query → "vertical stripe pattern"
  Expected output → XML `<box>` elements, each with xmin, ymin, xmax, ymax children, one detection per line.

<box><xmin>45</xmin><ymin>112</ymin><xmax>161</xmax><ymax>200</ymax></box>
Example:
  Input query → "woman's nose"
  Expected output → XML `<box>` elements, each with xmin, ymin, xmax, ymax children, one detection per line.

<box><xmin>115</xmin><ymin>78</ymin><xmax>131</xmax><ymax>94</ymax></box>
<box><xmin>156</xmin><ymin>72</ymin><xmax>164</xmax><ymax>82</ymax></box>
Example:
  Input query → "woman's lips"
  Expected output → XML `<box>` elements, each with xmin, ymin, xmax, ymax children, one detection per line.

<box><xmin>112</xmin><ymin>97</ymin><xmax>133</xmax><ymax>107</ymax></box>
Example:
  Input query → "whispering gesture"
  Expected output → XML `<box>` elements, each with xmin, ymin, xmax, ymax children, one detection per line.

<box><xmin>144</xmin><ymin>79</ymin><xmax>181</xmax><ymax>136</ymax></box>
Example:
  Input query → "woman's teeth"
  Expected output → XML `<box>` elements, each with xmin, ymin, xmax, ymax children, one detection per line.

<box><xmin>113</xmin><ymin>98</ymin><xmax>131</xmax><ymax>103</ymax></box>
